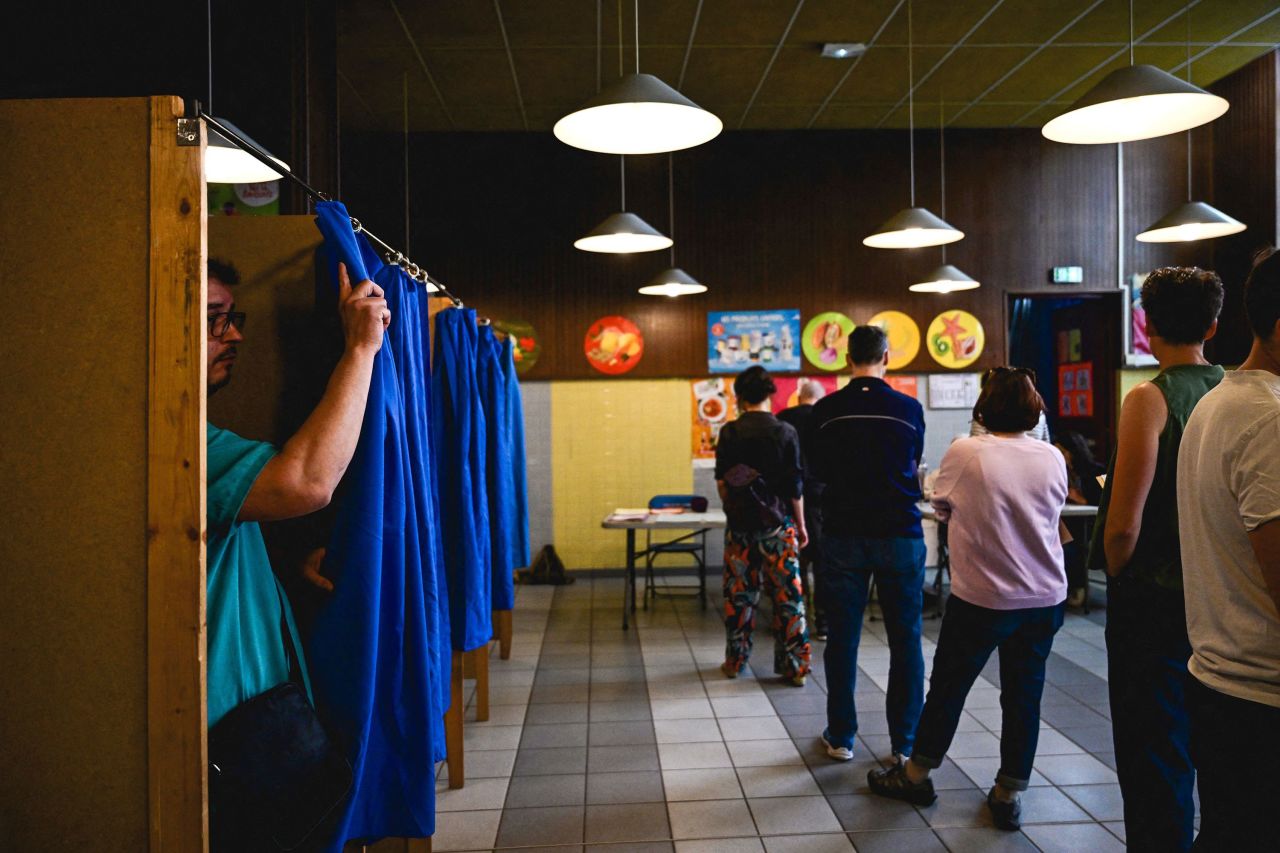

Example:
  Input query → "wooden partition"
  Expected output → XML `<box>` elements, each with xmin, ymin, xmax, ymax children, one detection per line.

<box><xmin>0</xmin><ymin>96</ymin><xmax>206</xmax><ymax>851</ymax></box>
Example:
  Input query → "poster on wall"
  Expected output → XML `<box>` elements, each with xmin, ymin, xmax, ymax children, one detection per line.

<box><xmin>770</xmin><ymin>375</ymin><xmax>843</xmax><ymax>413</ymax></box>
<box><xmin>1059</xmin><ymin>362</ymin><xmax>1094</xmax><ymax>417</ymax></box>
<box><xmin>926</xmin><ymin>310</ymin><xmax>985</xmax><ymax>369</ymax></box>
<box><xmin>707</xmin><ymin>310</ymin><xmax>801</xmax><ymax>374</ymax></box>
<box><xmin>208</xmin><ymin>181</ymin><xmax>281</xmax><ymax>216</ymax></box>
<box><xmin>801</xmin><ymin>312</ymin><xmax>855</xmax><ymax>371</ymax></box>
<box><xmin>885</xmin><ymin>375</ymin><xmax>919</xmax><ymax>399</ymax></box>
<box><xmin>692</xmin><ymin>378</ymin><xmax>737</xmax><ymax>459</ymax></box>
<box><xmin>927</xmin><ymin>373</ymin><xmax>980</xmax><ymax>409</ymax></box>
<box><xmin>585</xmin><ymin>315</ymin><xmax>644</xmax><ymax>375</ymax></box>
<box><xmin>1124</xmin><ymin>272</ymin><xmax>1157</xmax><ymax>367</ymax></box>
<box><xmin>867</xmin><ymin>310</ymin><xmax>922</xmax><ymax>371</ymax></box>
<box><xmin>493</xmin><ymin>318</ymin><xmax>541</xmax><ymax>374</ymax></box>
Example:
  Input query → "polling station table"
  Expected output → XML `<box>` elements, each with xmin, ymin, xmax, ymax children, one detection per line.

<box><xmin>602</xmin><ymin>510</ymin><xmax>727</xmax><ymax>629</ymax></box>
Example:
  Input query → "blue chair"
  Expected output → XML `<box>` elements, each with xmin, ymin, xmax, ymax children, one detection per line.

<box><xmin>642</xmin><ymin>494</ymin><xmax>709</xmax><ymax>610</ymax></box>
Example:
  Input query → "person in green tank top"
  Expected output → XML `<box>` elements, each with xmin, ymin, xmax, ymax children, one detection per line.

<box><xmin>1088</xmin><ymin>267</ymin><xmax>1224</xmax><ymax>853</ymax></box>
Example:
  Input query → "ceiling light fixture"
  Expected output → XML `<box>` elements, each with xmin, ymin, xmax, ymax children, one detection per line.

<box><xmin>1041</xmin><ymin>0</ymin><xmax>1227</xmax><ymax>145</ymax></box>
<box><xmin>822</xmin><ymin>43</ymin><xmax>867</xmax><ymax>59</ymax></box>
<box><xmin>1137</xmin><ymin>4</ymin><xmax>1244</xmax><ymax>242</ymax></box>
<box><xmin>864</xmin><ymin>0</ymin><xmax>963</xmax><ymax>250</ymax></box>
<box><xmin>575</xmin><ymin>156</ymin><xmax>672</xmax><ymax>253</ymax></box>
<box><xmin>641</xmin><ymin>155</ymin><xmax>707</xmax><ymax>296</ymax></box>
<box><xmin>554</xmin><ymin>0</ymin><xmax>721</xmax><ymax>154</ymax></box>
<box><xmin>911</xmin><ymin>104</ymin><xmax>979</xmax><ymax>292</ymax></box>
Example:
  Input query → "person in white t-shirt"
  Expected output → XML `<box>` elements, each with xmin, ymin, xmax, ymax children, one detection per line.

<box><xmin>1177</xmin><ymin>248</ymin><xmax>1280</xmax><ymax>850</ymax></box>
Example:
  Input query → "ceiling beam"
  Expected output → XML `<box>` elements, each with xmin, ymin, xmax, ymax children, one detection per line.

<box><xmin>677</xmin><ymin>0</ymin><xmax>706</xmax><ymax>92</ymax></box>
<box><xmin>738</xmin><ymin>0</ymin><xmax>807</xmax><ymax>128</ymax></box>
<box><xmin>493</xmin><ymin>0</ymin><xmax>529</xmax><ymax>130</ymax></box>
<box><xmin>807</xmin><ymin>0</ymin><xmax>907</xmax><ymax>129</ymax></box>
<box><xmin>387</xmin><ymin>0</ymin><xmax>455</xmax><ymax>129</ymax></box>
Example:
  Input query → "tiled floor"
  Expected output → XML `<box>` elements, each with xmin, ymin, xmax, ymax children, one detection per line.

<box><xmin>434</xmin><ymin>573</ymin><xmax>1131</xmax><ymax>852</ymax></box>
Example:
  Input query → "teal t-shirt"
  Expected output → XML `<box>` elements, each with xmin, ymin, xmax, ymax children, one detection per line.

<box><xmin>206</xmin><ymin>423</ymin><xmax>312</xmax><ymax>727</ymax></box>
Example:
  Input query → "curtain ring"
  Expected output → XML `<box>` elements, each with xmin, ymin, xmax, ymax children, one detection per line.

<box><xmin>350</xmin><ymin>217</ymin><xmax>364</xmax><ymax>233</ymax></box>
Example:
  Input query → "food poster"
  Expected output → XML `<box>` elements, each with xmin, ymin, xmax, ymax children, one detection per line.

<box><xmin>927</xmin><ymin>310</ymin><xmax>985</xmax><ymax>369</ymax></box>
<box><xmin>885</xmin><ymin>375</ymin><xmax>919</xmax><ymax>398</ymax></box>
<box><xmin>208</xmin><ymin>181</ymin><xmax>281</xmax><ymax>216</ymax></box>
<box><xmin>691</xmin><ymin>378</ymin><xmax>736</xmax><ymax>458</ymax></box>
<box><xmin>585</xmin><ymin>315</ymin><xmax>644</xmax><ymax>375</ymax></box>
<box><xmin>801</xmin><ymin>312</ymin><xmax>855</xmax><ymax>371</ymax></box>
<box><xmin>493</xmin><ymin>318</ymin><xmax>541</xmax><ymax>374</ymax></box>
<box><xmin>769</xmin><ymin>376</ymin><xmax>842</xmax><ymax>413</ymax></box>
<box><xmin>708</xmin><ymin>310</ymin><xmax>801</xmax><ymax>374</ymax></box>
<box><xmin>1058</xmin><ymin>361</ymin><xmax>1094</xmax><ymax>417</ymax></box>
<box><xmin>867</xmin><ymin>310</ymin><xmax>922</xmax><ymax>370</ymax></box>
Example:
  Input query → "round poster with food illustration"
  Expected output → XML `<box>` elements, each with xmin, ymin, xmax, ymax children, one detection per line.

<box><xmin>492</xmin><ymin>318</ymin><xmax>541</xmax><ymax>374</ymax></box>
<box><xmin>801</xmin><ymin>312</ymin><xmax>855</xmax><ymax>371</ymax></box>
<box><xmin>867</xmin><ymin>310</ymin><xmax>921</xmax><ymax>370</ymax></box>
<box><xmin>584</xmin><ymin>315</ymin><xmax>644</xmax><ymax>375</ymax></box>
<box><xmin>926</xmin><ymin>310</ymin><xmax>985</xmax><ymax>369</ymax></box>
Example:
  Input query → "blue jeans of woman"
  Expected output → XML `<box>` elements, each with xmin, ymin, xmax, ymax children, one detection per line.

<box><xmin>911</xmin><ymin>595</ymin><xmax>1064</xmax><ymax>790</ymax></box>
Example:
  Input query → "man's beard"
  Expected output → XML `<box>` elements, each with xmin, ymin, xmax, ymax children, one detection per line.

<box><xmin>208</xmin><ymin>352</ymin><xmax>236</xmax><ymax>394</ymax></box>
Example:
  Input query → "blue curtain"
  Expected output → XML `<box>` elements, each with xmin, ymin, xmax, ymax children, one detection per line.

<box><xmin>307</xmin><ymin>201</ymin><xmax>448</xmax><ymax>847</ymax></box>
<box><xmin>502</xmin><ymin>337</ymin><xmax>531</xmax><ymax>574</ymax></box>
<box><xmin>431</xmin><ymin>307</ymin><xmax>492</xmax><ymax>650</ymax></box>
<box><xmin>477</xmin><ymin>328</ymin><xmax>516</xmax><ymax>611</ymax></box>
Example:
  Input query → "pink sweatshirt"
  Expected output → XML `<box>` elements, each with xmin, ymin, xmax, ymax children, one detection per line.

<box><xmin>932</xmin><ymin>434</ymin><xmax>1068</xmax><ymax>610</ymax></box>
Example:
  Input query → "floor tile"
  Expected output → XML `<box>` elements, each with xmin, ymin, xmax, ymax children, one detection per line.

<box><xmin>584</xmin><ymin>802</ymin><xmax>672</xmax><ymax>843</ymax></box>
<box><xmin>495</xmin><ymin>804</ymin><xmax>585</xmax><ymax>847</ymax></box>
<box><xmin>667</xmin><ymin>798</ymin><xmax>756</xmax><ymax>839</ymax></box>
<box><xmin>748</xmin><ymin>795</ymin><xmax>843</xmax><ymax>835</ymax></box>
<box><xmin>514</xmin><ymin>746</ymin><xmax>589</xmax><ymax>776</ymax></box>
<box><xmin>587</xmin><ymin>770</ymin><xmax>666</xmax><ymax>804</ymax></box>
<box><xmin>528</xmin><ymin>702</ymin><xmax>591</xmax><ymax>724</ymax></box>
<box><xmin>674</xmin><ymin>839</ymin><xmax>764</xmax><ymax>853</ymax></box>
<box><xmin>588</xmin><ymin>743</ymin><xmax>661</xmax><ymax>773</ymax></box>
<box><xmin>591</xmin><ymin>700</ymin><xmax>654</xmax><ymax>722</ymax></box>
<box><xmin>523</xmin><ymin>722</ymin><xmax>589</xmax><ymax>749</ymax></box>
<box><xmin>466</xmin><ymin>749</ymin><xmax>518</xmax><ymax>778</ymax></box>
<box><xmin>505</xmin><ymin>773</ymin><xmax>586</xmax><ymax>808</ymax></box>
<box><xmin>431</xmin><ymin>808</ymin><xmax>502</xmax><ymax>851</ymax></box>
<box><xmin>931</xmin><ymin>826</ymin><xmax>1038</xmax><ymax>852</ymax></box>
<box><xmin>590</xmin><ymin>720</ymin><xmax>658</xmax><ymax>746</ymax></box>
<box><xmin>464</xmin><ymin>724</ymin><xmax>523</xmax><ymax>751</ymax></box>
<box><xmin>1102</xmin><ymin>820</ymin><xmax>1126</xmax><ymax>842</ymax></box>
<box><xmin>662</xmin><ymin>767</ymin><xmax>743</xmax><ymax>801</ymax></box>
<box><xmin>467</xmin><ymin>703</ymin><xmax>529</xmax><ymax>726</ymax></box>
<box><xmin>1060</xmin><ymin>783</ymin><xmax>1124</xmax><ymax>822</ymax></box>
<box><xmin>915</xmin><ymin>787</ymin><xmax>993</xmax><ymax>829</ymax></box>
<box><xmin>1021</xmin><ymin>821</ymin><xmax>1126</xmax><ymax>852</ymax></box>
<box><xmin>435</xmin><ymin>776</ymin><xmax>511</xmax><ymax>812</ymax></box>
<box><xmin>652</xmin><ymin>698</ymin><xmax>715</xmax><ymax>719</ymax></box>
<box><xmin>711</xmin><ymin>696</ymin><xmax>780</xmax><ymax>718</ymax></box>
<box><xmin>649</xmin><ymin>681</ymin><xmax>711</xmax><ymax>700</ymax></box>
<box><xmin>536</xmin><ymin>668</ymin><xmax>593</xmax><ymax>686</ymax></box>
<box><xmin>719</xmin><ymin>715</ymin><xmax>789</xmax><ymax>741</ymax></box>
<box><xmin>943</xmin><ymin>731</ymin><xmax>1002</xmax><ymax>759</ymax></box>
<box><xmin>1016</xmin><ymin>785</ymin><xmax>1093</xmax><ymax>824</ymax></box>
<box><xmin>659</xmin><ymin>740</ymin><xmax>733</xmax><ymax>770</ymax></box>
<box><xmin>586</xmin><ymin>844</ymin><xmax>673</xmax><ymax>853</ymax></box>
<box><xmin>1055</xmin><ymin>725</ymin><xmax>1114</xmax><ymax>753</ymax></box>
<box><xmin>1034</xmin><ymin>753</ymin><xmax>1119</xmax><ymax>786</ymax></box>
<box><xmin>735</xmin><ymin>765</ymin><xmax>822</xmax><ymax>798</ymax></box>
<box><xmin>845</xmin><ymin>829</ymin><xmax>947</xmax><ymax>852</ymax></box>
<box><xmin>762</xmin><ymin>834</ymin><xmax>853</xmax><ymax>852</ymax></box>
<box><xmin>826</xmin><ymin>794</ymin><xmax>929</xmax><ymax>832</ymax></box>
<box><xmin>951</xmin><ymin>757</ymin><xmax>1050</xmax><ymax>789</ymax></box>
<box><xmin>654</xmin><ymin>717</ymin><xmax>724</xmax><ymax>743</ymax></box>
<box><xmin>729</xmin><ymin>739</ymin><xmax>804</xmax><ymax>768</ymax></box>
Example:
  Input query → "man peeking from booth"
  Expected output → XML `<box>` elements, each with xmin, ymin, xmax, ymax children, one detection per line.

<box><xmin>204</xmin><ymin>257</ymin><xmax>390</xmax><ymax>731</ymax></box>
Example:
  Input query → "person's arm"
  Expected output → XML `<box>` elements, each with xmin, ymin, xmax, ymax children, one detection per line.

<box><xmin>781</xmin><ymin>426</ymin><xmax>807</xmax><ymax>548</ymax></box>
<box><xmin>1102</xmin><ymin>382</ymin><xmax>1167</xmax><ymax>575</ymax></box>
<box><xmin>1249</xmin><ymin>521</ymin><xmax>1280</xmax><ymax>616</ymax></box>
<box><xmin>929</xmin><ymin>442</ymin><xmax>966</xmax><ymax>523</ymax></box>
<box><xmin>239</xmin><ymin>263</ymin><xmax>390</xmax><ymax>522</ymax></box>
<box><xmin>792</xmin><ymin>495</ymin><xmax>808</xmax><ymax>549</ymax></box>
<box><xmin>1237</xmin><ymin>414</ymin><xmax>1280</xmax><ymax>615</ymax></box>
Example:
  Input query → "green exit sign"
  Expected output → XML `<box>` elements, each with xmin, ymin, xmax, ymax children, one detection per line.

<box><xmin>1051</xmin><ymin>266</ymin><xmax>1083</xmax><ymax>283</ymax></box>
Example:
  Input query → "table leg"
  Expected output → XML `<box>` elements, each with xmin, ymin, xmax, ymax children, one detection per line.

<box><xmin>623</xmin><ymin>528</ymin><xmax>636</xmax><ymax>630</ymax></box>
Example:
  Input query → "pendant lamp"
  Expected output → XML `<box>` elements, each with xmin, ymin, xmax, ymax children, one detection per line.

<box><xmin>1136</xmin><ymin>5</ymin><xmax>1244</xmax><ymax>243</ymax></box>
<box><xmin>1041</xmin><ymin>0</ymin><xmax>1227</xmax><ymax>145</ymax></box>
<box><xmin>575</xmin><ymin>156</ymin><xmax>672</xmax><ymax>253</ymax></box>
<box><xmin>864</xmin><ymin>0</ymin><xmax>963</xmax><ymax>250</ymax></box>
<box><xmin>554</xmin><ymin>1</ymin><xmax>721</xmax><ymax>154</ymax></box>
<box><xmin>640</xmin><ymin>155</ymin><xmax>707</xmax><ymax>296</ymax></box>
<box><xmin>911</xmin><ymin>111</ymin><xmax>979</xmax><ymax>292</ymax></box>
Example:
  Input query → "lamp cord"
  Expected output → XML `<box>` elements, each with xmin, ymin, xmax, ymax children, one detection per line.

<box><xmin>939</xmin><ymin>98</ymin><xmax>946</xmax><ymax>264</ymax></box>
<box><xmin>618</xmin><ymin>0</ymin><xmax>623</xmax><ymax>78</ymax></box>
<box><xmin>908</xmin><ymin>0</ymin><xmax>915</xmax><ymax>207</ymax></box>
<box><xmin>403</xmin><ymin>73</ymin><xmax>410</xmax><ymax>254</ymax></box>
<box><xmin>668</xmin><ymin>153</ymin><xmax>675</xmax><ymax>265</ymax></box>
<box><xmin>635</xmin><ymin>0</ymin><xmax>641</xmax><ymax>74</ymax></box>
<box><xmin>1185</xmin><ymin>0</ymin><xmax>1192</xmax><ymax>201</ymax></box>
<box><xmin>596</xmin><ymin>0</ymin><xmax>601</xmax><ymax>92</ymax></box>
<box><xmin>620</xmin><ymin>155</ymin><xmax>626</xmax><ymax>210</ymax></box>
<box><xmin>207</xmin><ymin>0</ymin><xmax>214</xmax><ymax>111</ymax></box>
<box><xmin>1129</xmin><ymin>0</ymin><xmax>1135</xmax><ymax>66</ymax></box>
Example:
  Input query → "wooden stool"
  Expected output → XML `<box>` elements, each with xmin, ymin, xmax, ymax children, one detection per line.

<box><xmin>444</xmin><ymin>650</ymin><xmax>464</xmax><ymax>788</ymax></box>
<box><xmin>494</xmin><ymin>609</ymin><xmax>513</xmax><ymax>660</ymax></box>
<box><xmin>462</xmin><ymin>645</ymin><xmax>490</xmax><ymax>722</ymax></box>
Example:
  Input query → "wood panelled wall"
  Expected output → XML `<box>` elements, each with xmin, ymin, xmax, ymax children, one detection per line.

<box><xmin>339</xmin><ymin>52</ymin><xmax>1278</xmax><ymax>379</ymax></box>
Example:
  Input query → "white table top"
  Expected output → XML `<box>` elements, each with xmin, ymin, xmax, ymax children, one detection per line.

<box><xmin>602</xmin><ymin>510</ymin><xmax>727</xmax><ymax>530</ymax></box>
<box><xmin>918</xmin><ymin>501</ymin><xmax>1098</xmax><ymax>521</ymax></box>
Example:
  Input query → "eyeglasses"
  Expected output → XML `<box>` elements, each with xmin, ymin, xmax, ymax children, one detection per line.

<box><xmin>208</xmin><ymin>311</ymin><xmax>246</xmax><ymax>338</ymax></box>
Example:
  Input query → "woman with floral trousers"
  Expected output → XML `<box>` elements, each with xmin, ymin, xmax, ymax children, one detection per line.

<box><xmin>723</xmin><ymin>518</ymin><xmax>811</xmax><ymax>683</ymax></box>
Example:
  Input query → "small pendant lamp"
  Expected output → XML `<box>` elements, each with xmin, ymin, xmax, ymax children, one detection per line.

<box><xmin>1137</xmin><ymin>4</ymin><xmax>1244</xmax><ymax>243</ymax></box>
<box><xmin>1041</xmin><ymin>0</ymin><xmax>1227</xmax><ymax>145</ymax></box>
<box><xmin>864</xmin><ymin>0</ymin><xmax>963</xmax><ymax>250</ymax></box>
<box><xmin>554</xmin><ymin>0</ymin><xmax>721</xmax><ymax>154</ymax></box>
<box><xmin>911</xmin><ymin>108</ymin><xmax>979</xmax><ymax>292</ymax></box>
<box><xmin>575</xmin><ymin>156</ymin><xmax>672</xmax><ymax>253</ymax></box>
<box><xmin>640</xmin><ymin>155</ymin><xmax>707</xmax><ymax>296</ymax></box>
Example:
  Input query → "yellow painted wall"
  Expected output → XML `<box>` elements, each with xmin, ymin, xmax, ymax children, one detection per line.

<box><xmin>552</xmin><ymin>380</ymin><xmax>693</xmax><ymax>569</ymax></box>
<box><xmin>1118</xmin><ymin>368</ymin><xmax>1159</xmax><ymax>409</ymax></box>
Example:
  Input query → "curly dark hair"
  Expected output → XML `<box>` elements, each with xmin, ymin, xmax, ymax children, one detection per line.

<box><xmin>208</xmin><ymin>257</ymin><xmax>241</xmax><ymax>286</ymax></box>
<box><xmin>1140</xmin><ymin>266</ymin><xmax>1223</xmax><ymax>345</ymax></box>
<box><xmin>734</xmin><ymin>366</ymin><xmax>777</xmax><ymax>405</ymax></box>
<box><xmin>1245</xmin><ymin>248</ymin><xmax>1280</xmax><ymax>341</ymax></box>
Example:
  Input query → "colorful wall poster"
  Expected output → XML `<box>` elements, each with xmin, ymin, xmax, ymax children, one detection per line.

<box><xmin>926</xmin><ymin>310</ymin><xmax>985</xmax><ymax>369</ymax></box>
<box><xmin>1058</xmin><ymin>361</ymin><xmax>1094</xmax><ymax>417</ymax></box>
<box><xmin>885</xmin><ymin>375</ymin><xmax>919</xmax><ymax>399</ymax></box>
<box><xmin>801</xmin><ymin>312</ymin><xmax>855</xmax><ymax>371</ymax></box>
<box><xmin>707</xmin><ymin>309</ymin><xmax>801</xmax><ymax>374</ymax></box>
<box><xmin>208</xmin><ymin>181</ymin><xmax>281</xmax><ymax>216</ymax></box>
<box><xmin>770</xmin><ymin>376</ymin><xmax>842</xmax><ymax>414</ymax></box>
<box><xmin>585</xmin><ymin>315</ymin><xmax>644</xmax><ymax>375</ymax></box>
<box><xmin>493</xmin><ymin>318</ymin><xmax>541</xmax><ymax>374</ymax></box>
<box><xmin>927</xmin><ymin>373</ymin><xmax>980</xmax><ymax>409</ymax></box>
<box><xmin>691</xmin><ymin>378</ymin><xmax>737</xmax><ymax>459</ymax></box>
<box><xmin>867</xmin><ymin>310</ymin><xmax>922</xmax><ymax>370</ymax></box>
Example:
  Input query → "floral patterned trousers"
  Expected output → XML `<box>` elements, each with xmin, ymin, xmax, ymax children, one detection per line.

<box><xmin>723</xmin><ymin>519</ymin><xmax>811</xmax><ymax>679</ymax></box>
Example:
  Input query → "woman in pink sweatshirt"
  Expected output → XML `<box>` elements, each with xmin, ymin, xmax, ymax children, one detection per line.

<box><xmin>869</xmin><ymin>367</ymin><xmax>1068</xmax><ymax>831</ymax></box>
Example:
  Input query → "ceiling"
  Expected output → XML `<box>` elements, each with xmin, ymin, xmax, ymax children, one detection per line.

<box><xmin>337</xmin><ymin>0</ymin><xmax>1280</xmax><ymax>132</ymax></box>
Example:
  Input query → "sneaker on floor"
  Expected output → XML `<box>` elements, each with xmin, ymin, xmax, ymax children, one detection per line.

<box><xmin>986</xmin><ymin>787</ymin><xmax>1022</xmax><ymax>830</ymax></box>
<box><xmin>720</xmin><ymin>661</ymin><xmax>738</xmax><ymax>679</ymax></box>
<box><xmin>788</xmin><ymin>673</ymin><xmax>806</xmax><ymax>687</ymax></box>
<box><xmin>1067</xmin><ymin>587</ymin><xmax>1086</xmax><ymax>608</ymax></box>
<box><xmin>820</xmin><ymin>730</ymin><xmax>853</xmax><ymax>761</ymax></box>
<box><xmin>890</xmin><ymin>751</ymin><xmax>909</xmax><ymax>767</ymax></box>
<box><xmin>867</xmin><ymin>763</ymin><xmax>937</xmax><ymax>806</ymax></box>
<box><xmin>812</xmin><ymin>617</ymin><xmax>829</xmax><ymax>641</ymax></box>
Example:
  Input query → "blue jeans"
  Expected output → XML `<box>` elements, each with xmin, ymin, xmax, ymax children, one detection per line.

<box><xmin>1107</xmin><ymin>579</ymin><xmax>1194</xmax><ymax>852</ymax></box>
<box><xmin>819</xmin><ymin>534</ymin><xmax>926</xmax><ymax>755</ymax></box>
<box><xmin>912</xmin><ymin>595</ymin><xmax>1064</xmax><ymax>790</ymax></box>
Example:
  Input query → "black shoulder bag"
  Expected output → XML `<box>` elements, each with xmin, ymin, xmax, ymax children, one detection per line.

<box><xmin>208</xmin><ymin>583</ymin><xmax>353</xmax><ymax>852</ymax></box>
<box><xmin>722</xmin><ymin>463</ymin><xmax>787</xmax><ymax>533</ymax></box>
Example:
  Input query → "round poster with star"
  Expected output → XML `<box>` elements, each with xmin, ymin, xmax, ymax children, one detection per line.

<box><xmin>584</xmin><ymin>315</ymin><xmax>644</xmax><ymax>375</ymax></box>
<box><xmin>867</xmin><ymin>310</ymin><xmax>921</xmax><ymax>371</ymax></box>
<box><xmin>927</xmin><ymin>310</ymin><xmax>985</xmax><ymax>369</ymax></box>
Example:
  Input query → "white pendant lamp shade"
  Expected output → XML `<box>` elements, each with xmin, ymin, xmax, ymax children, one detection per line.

<box><xmin>639</xmin><ymin>267</ymin><xmax>707</xmax><ymax>297</ymax></box>
<box><xmin>1041</xmin><ymin>65</ymin><xmax>1228</xmax><ymax>145</ymax></box>
<box><xmin>554</xmin><ymin>74</ymin><xmax>722</xmax><ymax>155</ymax></box>
<box><xmin>205</xmin><ymin>118</ymin><xmax>288</xmax><ymax>183</ymax></box>
<box><xmin>909</xmin><ymin>264</ymin><xmax>980</xmax><ymax>293</ymax></box>
<box><xmin>1136</xmin><ymin>200</ymin><xmax>1246</xmax><ymax>243</ymax></box>
<box><xmin>864</xmin><ymin>207</ymin><xmax>964</xmax><ymax>249</ymax></box>
<box><xmin>574</xmin><ymin>211</ymin><xmax>672</xmax><ymax>253</ymax></box>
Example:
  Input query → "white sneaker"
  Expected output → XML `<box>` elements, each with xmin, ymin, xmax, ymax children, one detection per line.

<box><xmin>821</xmin><ymin>731</ymin><xmax>853</xmax><ymax>761</ymax></box>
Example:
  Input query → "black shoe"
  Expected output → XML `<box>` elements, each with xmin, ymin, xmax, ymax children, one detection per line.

<box><xmin>986</xmin><ymin>787</ymin><xmax>1022</xmax><ymax>830</ymax></box>
<box><xmin>867</xmin><ymin>764</ymin><xmax>937</xmax><ymax>806</ymax></box>
<box><xmin>813</xmin><ymin>621</ymin><xmax>829</xmax><ymax>641</ymax></box>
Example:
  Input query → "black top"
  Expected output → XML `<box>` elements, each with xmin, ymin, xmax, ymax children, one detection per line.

<box><xmin>810</xmin><ymin>377</ymin><xmax>926</xmax><ymax>539</ymax></box>
<box><xmin>714</xmin><ymin>411</ymin><xmax>804</xmax><ymax>504</ymax></box>
<box><xmin>777</xmin><ymin>403</ymin><xmax>823</xmax><ymax>498</ymax></box>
